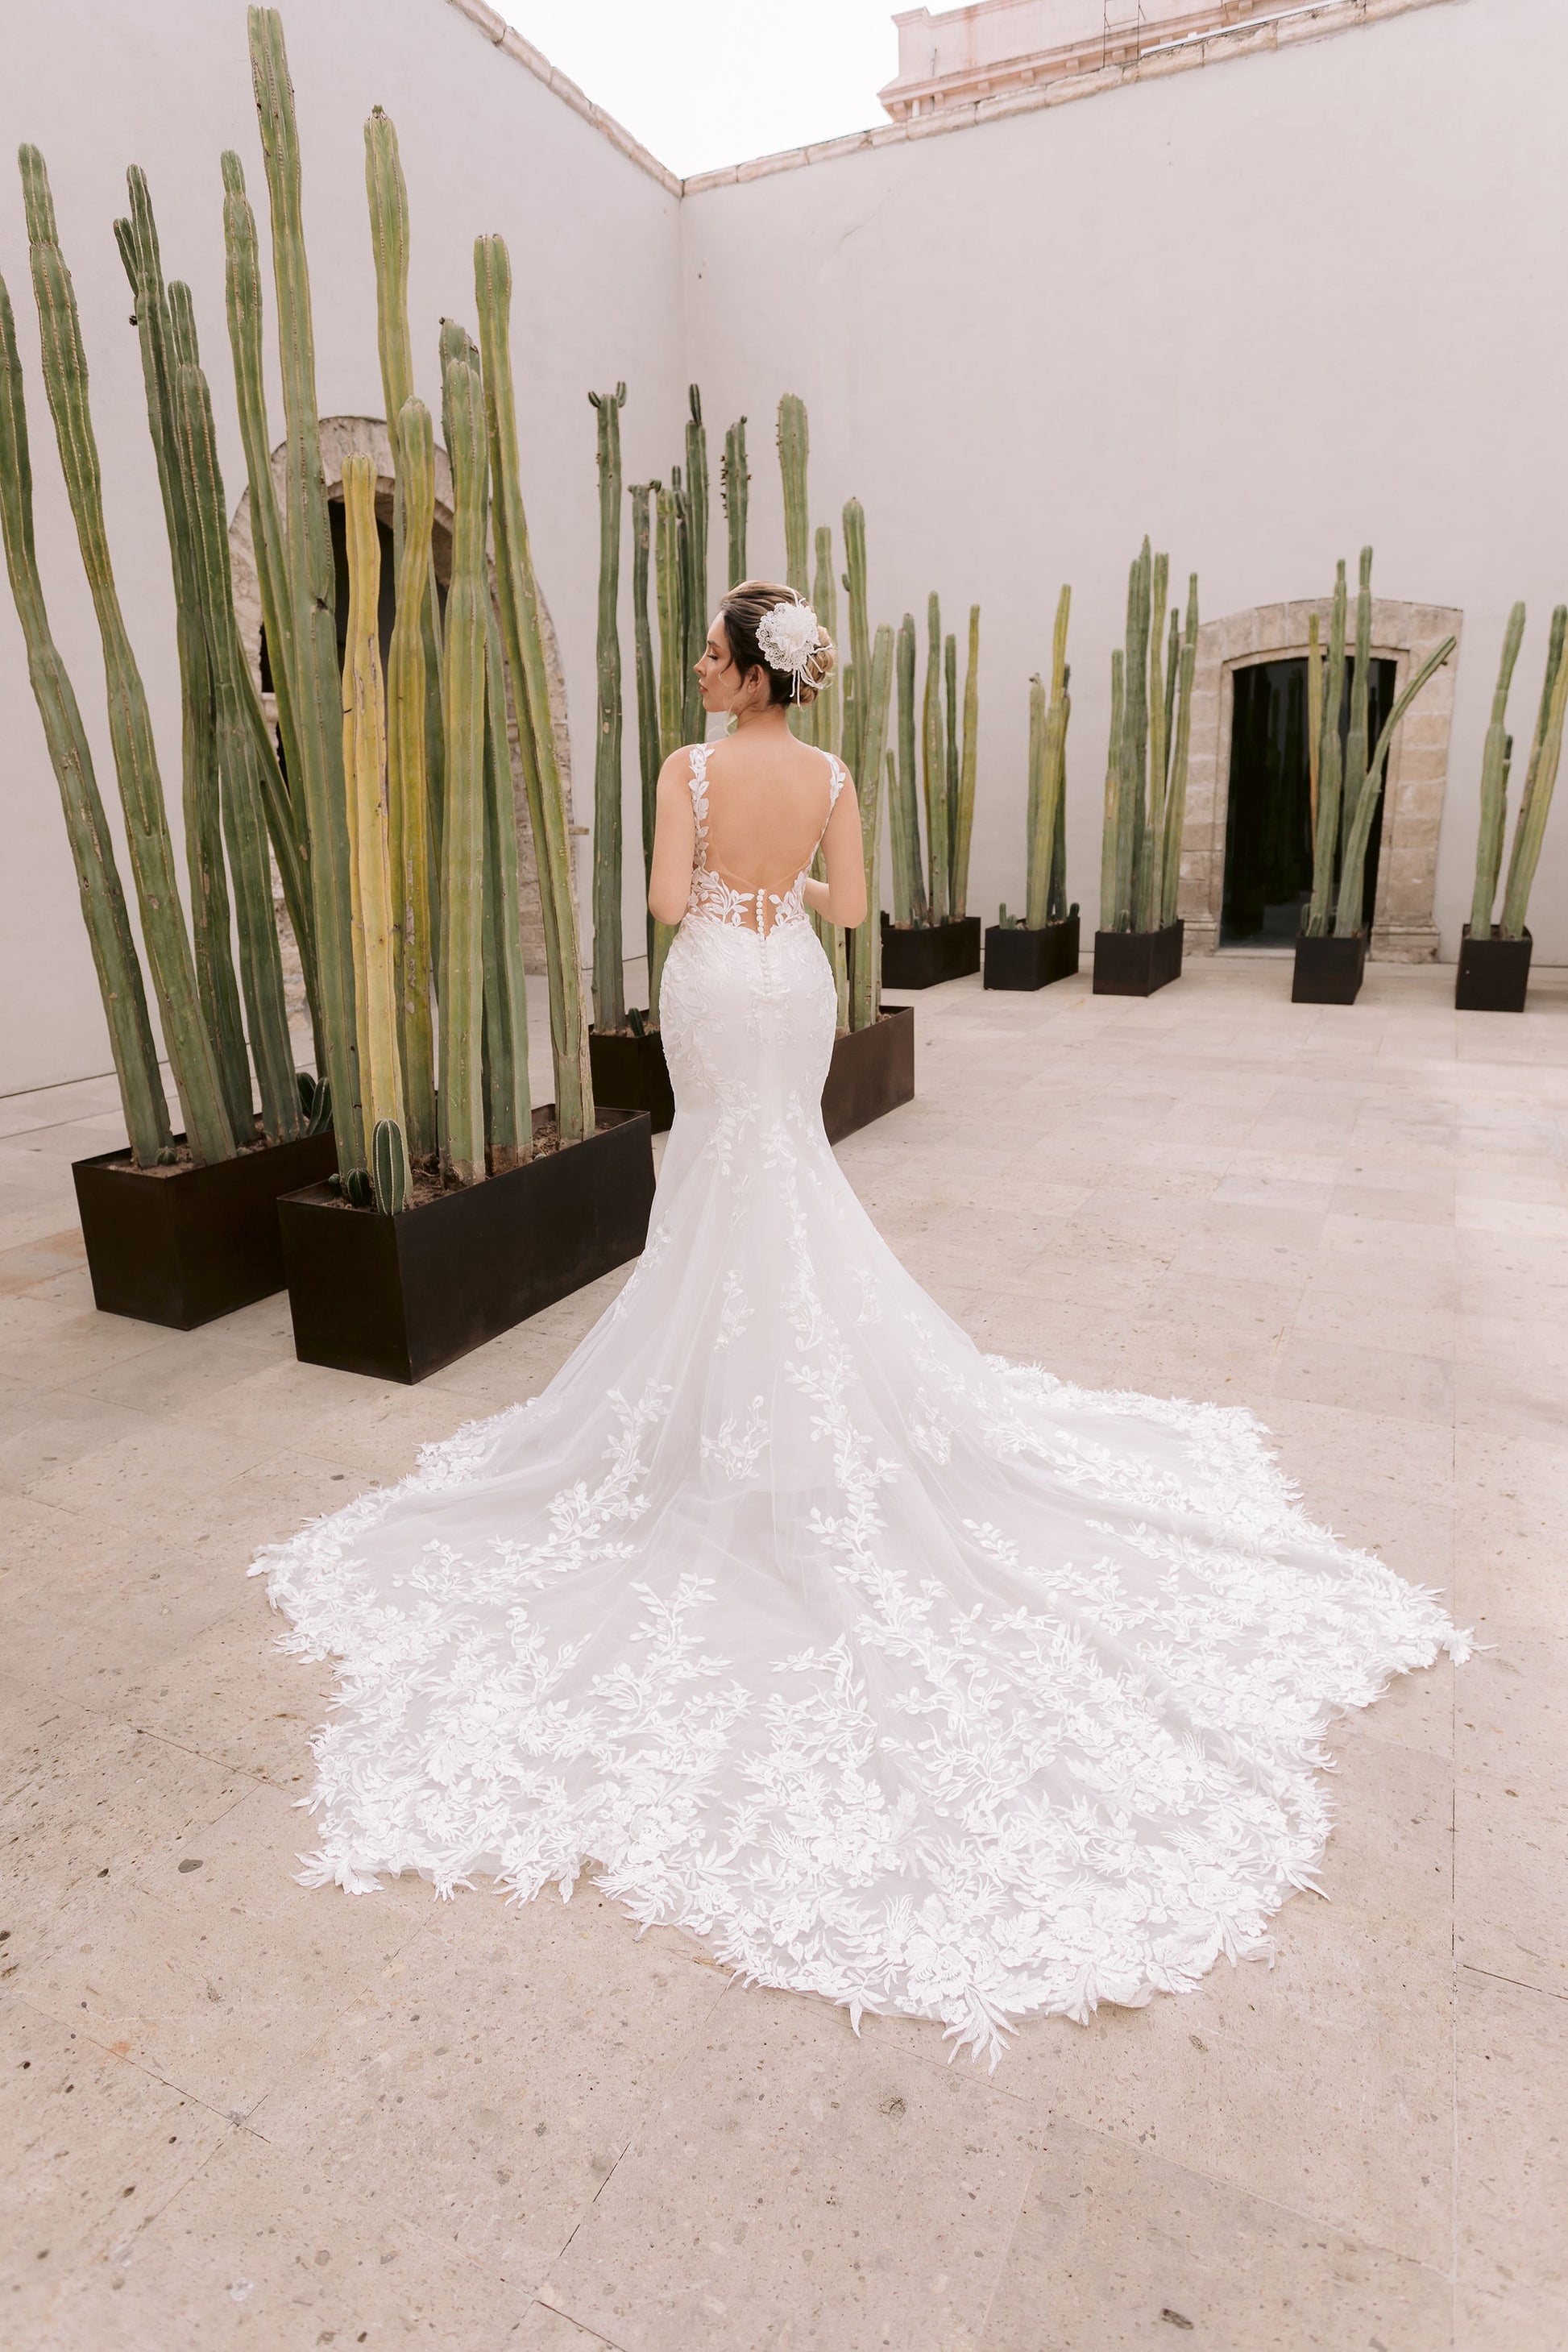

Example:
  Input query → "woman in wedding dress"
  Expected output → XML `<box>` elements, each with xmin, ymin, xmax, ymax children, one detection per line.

<box><xmin>256</xmin><ymin>579</ymin><xmax>1466</xmax><ymax>2065</ymax></box>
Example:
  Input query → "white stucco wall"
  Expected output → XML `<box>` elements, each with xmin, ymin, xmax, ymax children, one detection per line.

<box><xmin>684</xmin><ymin>0</ymin><xmax>1568</xmax><ymax>964</ymax></box>
<box><xmin>0</xmin><ymin>0</ymin><xmax>682</xmax><ymax>1095</ymax></box>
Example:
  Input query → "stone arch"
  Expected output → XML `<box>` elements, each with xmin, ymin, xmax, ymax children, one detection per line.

<box><xmin>226</xmin><ymin>415</ymin><xmax>581</xmax><ymax>988</ymax></box>
<box><xmin>1176</xmin><ymin>593</ymin><xmax>1463</xmax><ymax>960</ymax></box>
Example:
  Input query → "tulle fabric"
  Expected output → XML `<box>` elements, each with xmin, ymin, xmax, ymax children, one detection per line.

<box><xmin>255</xmin><ymin>765</ymin><xmax>1467</xmax><ymax>2066</ymax></box>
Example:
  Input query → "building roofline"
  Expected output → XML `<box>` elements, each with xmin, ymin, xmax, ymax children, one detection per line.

<box><xmin>442</xmin><ymin>0</ymin><xmax>683</xmax><ymax>197</ymax></box>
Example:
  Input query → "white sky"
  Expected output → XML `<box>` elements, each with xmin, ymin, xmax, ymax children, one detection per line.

<box><xmin>495</xmin><ymin>2</ymin><xmax>905</xmax><ymax>180</ymax></box>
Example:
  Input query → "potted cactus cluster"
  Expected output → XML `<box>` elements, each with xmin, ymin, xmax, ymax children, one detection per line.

<box><xmin>985</xmin><ymin>585</ymin><xmax>1081</xmax><ymax>990</ymax></box>
<box><xmin>1</xmin><ymin>10</ymin><xmax>658</xmax><ymax>1375</ymax></box>
<box><xmin>1292</xmin><ymin>549</ymin><xmax>1455</xmax><ymax>1006</ymax></box>
<box><xmin>1093</xmin><ymin>541</ymin><xmax>1199</xmax><ymax>997</ymax></box>
<box><xmin>587</xmin><ymin>384</ymin><xmax>915</xmax><ymax>1139</ymax></box>
<box><xmin>1456</xmin><ymin>599</ymin><xmax>1564</xmax><ymax>1012</ymax></box>
<box><xmin>879</xmin><ymin>585</ymin><xmax>985</xmax><ymax>989</ymax></box>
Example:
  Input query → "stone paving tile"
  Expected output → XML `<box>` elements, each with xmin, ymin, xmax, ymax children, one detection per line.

<box><xmin>1453</xmin><ymin>1634</ymin><xmax>1568</xmax><ymax>2001</ymax></box>
<box><xmin>1455</xmin><ymin>1970</ymin><xmax>1568</xmax><ymax>2321</ymax></box>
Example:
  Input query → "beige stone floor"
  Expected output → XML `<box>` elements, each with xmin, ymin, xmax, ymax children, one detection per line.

<box><xmin>2</xmin><ymin>956</ymin><xmax>1566</xmax><ymax>2352</ymax></box>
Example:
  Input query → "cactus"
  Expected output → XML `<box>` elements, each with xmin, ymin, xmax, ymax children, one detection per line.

<box><xmin>1342</xmin><ymin>547</ymin><xmax>1374</xmax><ymax>868</ymax></box>
<box><xmin>1334</xmin><ymin>630</ymin><xmax>1457</xmax><ymax>936</ymax></box>
<box><xmin>247</xmin><ymin>6</ymin><xmax>364</xmax><ymax>1174</ymax></box>
<box><xmin>721</xmin><ymin>415</ymin><xmax>749</xmax><ymax>589</ymax></box>
<box><xmin>365</xmin><ymin>106</ymin><xmax>445</xmax><ymax>894</ymax></box>
<box><xmin>682</xmin><ymin>386</ymin><xmax>709</xmax><ymax>745</ymax></box>
<box><xmin>890</xmin><ymin>612</ymin><xmax>927</xmax><ymax>925</ymax></box>
<box><xmin>0</xmin><ymin>269</ymin><xmax>172</xmax><ymax>1166</ymax></box>
<box><xmin>1305</xmin><ymin>562</ymin><xmax>1348</xmax><ymax>935</ymax></box>
<box><xmin>340</xmin><ymin>454</ymin><xmax>403</xmax><ymax>1166</ymax></box>
<box><xmin>1500</xmin><ymin>604</ymin><xmax>1568</xmax><ymax>939</ymax></box>
<box><xmin>849</xmin><ymin>624</ymin><xmax>895</xmax><ymax>1033</ymax></box>
<box><xmin>628</xmin><ymin>479</ymin><xmax>671</xmax><ymax>1015</ymax></box>
<box><xmin>1137</xmin><ymin>554</ymin><xmax>1170</xmax><ymax>933</ymax></box>
<box><xmin>1099</xmin><ymin>649</ymin><xmax>1125</xmax><ymax>934</ymax></box>
<box><xmin>777</xmin><ymin>393</ymin><xmax>810</xmax><ymax>599</ymax></box>
<box><xmin>1024</xmin><ymin>674</ymin><xmax>1047</xmax><ymax>927</ymax></box>
<box><xmin>953</xmin><ymin>605</ymin><xmax>979</xmax><ymax>919</ymax></box>
<box><xmin>114</xmin><ymin>179</ymin><xmax>251</xmax><ymax>1139</ymax></box>
<box><xmin>1026</xmin><ymin>585</ymin><xmax>1071</xmax><ymax>930</ymax></box>
<box><xmin>1305</xmin><ymin>609</ymin><xmax>1323</xmax><ymax>834</ymax></box>
<box><xmin>166</xmin><ymin>277</ymin><xmax>302</xmax><ymax>1144</ymax></box>
<box><xmin>654</xmin><ymin>481</ymin><xmax>684</xmax><ymax>758</ymax></box>
<box><xmin>388</xmin><ymin>396</ymin><xmax>438</xmax><ymax>1157</ymax></box>
<box><xmin>436</xmin><ymin>346</ymin><xmax>487</xmax><ymax>1185</ymax></box>
<box><xmin>21</xmin><ymin>144</ymin><xmax>234</xmax><ymax>1164</ymax></box>
<box><xmin>923</xmin><ymin>593</ymin><xmax>948</xmax><ymax>923</ymax></box>
<box><xmin>813</xmin><ymin>523</ymin><xmax>840</xmax><ymax>759</ymax></box>
<box><xmin>371</xmin><ymin>1114</ymin><xmax>410</xmax><ymax>1216</ymax></box>
<box><xmin>943</xmin><ymin>629</ymin><xmax>959</xmax><ymax>911</ymax></box>
<box><xmin>483</xmin><ymin>595</ymin><xmax>533</xmax><ymax>1168</ymax></box>
<box><xmin>473</xmin><ymin>233</ymin><xmax>594</xmax><ymax>1140</ymax></box>
<box><xmin>1469</xmin><ymin>604</ymin><xmax>1528</xmax><ymax>939</ymax></box>
<box><xmin>1160</xmin><ymin>575</ymin><xmax>1198</xmax><ymax>931</ymax></box>
<box><xmin>589</xmin><ymin>384</ymin><xmax>627</xmax><ymax>1033</ymax></box>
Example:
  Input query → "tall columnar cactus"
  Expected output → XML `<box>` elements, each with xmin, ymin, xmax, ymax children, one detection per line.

<box><xmin>388</xmin><ymin>396</ymin><xmax>437</xmax><ymax>1157</ymax></box>
<box><xmin>1500</xmin><ymin>604</ymin><xmax>1568</xmax><ymax>939</ymax></box>
<box><xmin>1342</xmin><ymin>547</ymin><xmax>1374</xmax><ymax>873</ymax></box>
<box><xmin>953</xmin><ymin>605</ymin><xmax>979</xmax><ymax>919</ymax></box>
<box><xmin>1099</xmin><ymin>649</ymin><xmax>1125</xmax><ymax>935</ymax></box>
<box><xmin>0</xmin><ymin>270</ymin><xmax>172</xmax><ymax>1166</ymax></box>
<box><xmin>1026</xmin><ymin>586</ymin><xmax>1071</xmax><ymax>930</ymax></box>
<box><xmin>943</xmin><ymin>631</ymin><xmax>959</xmax><ymax>911</ymax></box>
<box><xmin>1023</xmin><ymin>674</ymin><xmax>1047</xmax><ymax>927</ymax></box>
<box><xmin>1136</xmin><ymin>554</ymin><xmax>1170</xmax><ymax>934</ymax></box>
<box><xmin>682</xmin><ymin>385</ymin><xmax>709</xmax><ymax>745</ymax></box>
<box><xmin>923</xmin><ymin>593</ymin><xmax>948</xmax><ymax>923</ymax></box>
<box><xmin>1305</xmin><ymin>562</ymin><xmax>1348</xmax><ymax>936</ymax></box>
<box><xmin>655</xmin><ymin>482</ymin><xmax>684</xmax><ymax>758</ymax></box>
<box><xmin>247</xmin><ymin>6</ymin><xmax>364</xmax><ymax>1174</ymax></box>
<box><xmin>849</xmin><ymin>624</ymin><xmax>896</xmax><ymax>1034</ymax></box>
<box><xmin>1305</xmin><ymin>610</ymin><xmax>1323</xmax><ymax>834</ymax></box>
<box><xmin>340</xmin><ymin>454</ymin><xmax>404</xmax><ymax>1186</ymax></box>
<box><xmin>436</xmin><ymin>345</ymin><xmax>487</xmax><ymax>1185</ymax></box>
<box><xmin>812</xmin><ymin>523</ymin><xmax>840</xmax><ymax>758</ymax></box>
<box><xmin>589</xmin><ymin>384</ymin><xmax>627</xmax><ymax>1032</ymax></box>
<box><xmin>115</xmin><ymin>175</ymin><xmax>251</xmax><ymax>1138</ymax></box>
<box><xmin>1160</xmin><ymin>575</ymin><xmax>1198</xmax><ymax>931</ymax></box>
<box><xmin>1469</xmin><ymin>603</ymin><xmax>1528</xmax><ymax>939</ymax></box>
<box><xmin>473</xmin><ymin>231</ymin><xmax>593</xmax><ymax>1139</ymax></box>
<box><xmin>366</xmin><ymin>106</ymin><xmax>444</xmax><ymax>873</ymax></box>
<box><xmin>722</xmin><ymin>415</ymin><xmax>749</xmax><ymax>589</ymax></box>
<box><xmin>167</xmin><ymin>277</ymin><xmax>301</xmax><ymax>1144</ymax></box>
<box><xmin>1334</xmin><ymin>625</ymin><xmax>1457</xmax><ymax>937</ymax></box>
<box><xmin>629</xmin><ymin>480</ymin><xmax>671</xmax><ymax>1015</ymax></box>
<box><xmin>20</xmin><ymin>145</ymin><xmax>234</xmax><ymax>1164</ymax></box>
<box><xmin>482</xmin><ymin>595</ymin><xmax>533</xmax><ymax>1169</ymax></box>
<box><xmin>890</xmin><ymin>612</ymin><xmax>927</xmax><ymax>925</ymax></box>
<box><xmin>777</xmin><ymin>393</ymin><xmax>810</xmax><ymax>599</ymax></box>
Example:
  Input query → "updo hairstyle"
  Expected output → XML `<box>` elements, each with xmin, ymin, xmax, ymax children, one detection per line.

<box><xmin>719</xmin><ymin>579</ymin><xmax>838</xmax><ymax>708</ymax></box>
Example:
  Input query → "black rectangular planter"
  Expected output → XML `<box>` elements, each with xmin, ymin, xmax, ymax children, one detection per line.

<box><xmin>591</xmin><ymin>1018</ymin><xmax>676</xmax><ymax>1131</ymax></box>
<box><xmin>1093</xmin><ymin>919</ymin><xmax>1184</xmax><ymax>998</ymax></box>
<box><xmin>278</xmin><ymin>1105</ymin><xmax>655</xmax><ymax>1384</ymax></box>
<box><xmin>880</xmin><ymin>913</ymin><xmax>981</xmax><ymax>989</ymax></box>
<box><xmin>1455</xmin><ymin>925</ymin><xmax>1532</xmax><ymax>1013</ymax></box>
<box><xmin>1292</xmin><ymin>929</ymin><xmax>1367</xmax><ymax>1006</ymax></box>
<box><xmin>984</xmin><ymin>913</ymin><xmax>1081</xmax><ymax>992</ymax></box>
<box><xmin>822</xmin><ymin>1005</ymin><xmax>915</xmax><ymax>1144</ymax></box>
<box><xmin>73</xmin><ymin>1127</ymin><xmax>338</xmax><ymax>1331</ymax></box>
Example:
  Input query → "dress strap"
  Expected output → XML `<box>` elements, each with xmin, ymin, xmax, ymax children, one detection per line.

<box><xmin>822</xmin><ymin>749</ymin><xmax>845</xmax><ymax>812</ymax></box>
<box><xmin>687</xmin><ymin>743</ymin><xmax>710</xmax><ymax>852</ymax></box>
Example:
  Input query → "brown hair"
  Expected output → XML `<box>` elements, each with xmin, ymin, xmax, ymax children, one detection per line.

<box><xmin>718</xmin><ymin>579</ymin><xmax>838</xmax><ymax>708</ymax></box>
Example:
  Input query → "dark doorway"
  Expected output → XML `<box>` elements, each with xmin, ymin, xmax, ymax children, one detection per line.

<box><xmin>259</xmin><ymin>492</ymin><xmax>409</xmax><ymax>699</ymax></box>
<box><xmin>1222</xmin><ymin>656</ymin><xmax>1397</xmax><ymax>946</ymax></box>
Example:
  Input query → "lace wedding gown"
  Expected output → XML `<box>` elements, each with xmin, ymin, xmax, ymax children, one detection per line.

<box><xmin>256</xmin><ymin>743</ymin><xmax>1466</xmax><ymax>2064</ymax></box>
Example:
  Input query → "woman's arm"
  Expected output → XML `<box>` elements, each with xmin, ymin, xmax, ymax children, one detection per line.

<box><xmin>646</xmin><ymin>752</ymin><xmax>699</xmax><ymax>925</ymax></box>
<box><xmin>802</xmin><ymin>774</ymin><xmax>867</xmax><ymax>927</ymax></box>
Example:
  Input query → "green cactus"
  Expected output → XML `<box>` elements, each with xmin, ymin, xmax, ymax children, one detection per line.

<box><xmin>1342</xmin><ymin>547</ymin><xmax>1374</xmax><ymax>867</ymax></box>
<box><xmin>890</xmin><ymin>612</ymin><xmax>927</xmax><ymax>926</ymax></box>
<box><xmin>1099</xmin><ymin>648</ymin><xmax>1125</xmax><ymax>935</ymax></box>
<box><xmin>1470</xmin><ymin>603</ymin><xmax>1528</xmax><ymax>939</ymax></box>
<box><xmin>473</xmin><ymin>231</ymin><xmax>594</xmax><ymax>1140</ymax></box>
<box><xmin>435</xmin><ymin>346</ymin><xmax>487</xmax><ymax>1184</ymax></box>
<box><xmin>722</xmin><ymin>415</ymin><xmax>749</xmax><ymax>589</ymax></box>
<box><xmin>1049</xmin><ymin>602</ymin><xmax>1072</xmax><ymax>923</ymax></box>
<box><xmin>923</xmin><ymin>593</ymin><xmax>948</xmax><ymax>923</ymax></box>
<box><xmin>1024</xmin><ymin>674</ymin><xmax>1047</xmax><ymax>928</ymax></box>
<box><xmin>953</xmin><ymin>605</ymin><xmax>979</xmax><ymax>920</ymax></box>
<box><xmin>167</xmin><ymin>279</ymin><xmax>301</xmax><ymax>1144</ymax></box>
<box><xmin>943</xmin><ymin>629</ymin><xmax>959</xmax><ymax>912</ymax></box>
<box><xmin>1334</xmin><ymin>631</ymin><xmax>1457</xmax><ymax>937</ymax></box>
<box><xmin>1106</xmin><ymin>541</ymin><xmax>1152</xmax><ymax>935</ymax></box>
<box><xmin>777</xmin><ymin>393</ymin><xmax>810</xmax><ymax>599</ymax></box>
<box><xmin>1500</xmin><ymin>604</ymin><xmax>1568</xmax><ymax>939</ymax></box>
<box><xmin>813</xmin><ymin>523</ymin><xmax>840</xmax><ymax>759</ymax></box>
<box><xmin>1305</xmin><ymin>562</ymin><xmax>1348</xmax><ymax>936</ymax></box>
<box><xmin>849</xmin><ymin>624</ymin><xmax>895</xmax><ymax>1034</ymax></box>
<box><xmin>21</xmin><ymin>144</ymin><xmax>234</xmax><ymax>1165</ymax></box>
<box><xmin>682</xmin><ymin>387</ymin><xmax>709</xmax><ymax>746</ymax></box>
<box><xmin>365</xmin><ymin>106</ymin><xmax>444</xmax><ymax>888</ymax></box>
<box><xmin>247</xmin><ymin>6</ymin><xmax>364</xmax><ymax>1174</ymax></box>
<box><xmin>114</xmin><ymin>178</ymin><xmax>251</xmax><ymax>1139</ymax></box>
<box><xmin>589</xmin><ymin>384</ymin><xmax>628</xmax><ymax>1034</ymax></box>
<box><xmin>1160</xmin><ymin>575</ymin><xmax>1197</xmax><ymax>931</ymax></box>
<box><xmin>655</xmin><ymin>481</ymin><xmax>684</xmax><ymax>759</ymax></box>
<box><xmin>340</xmin><ymin>455</ymin><xmax>403</xmax><ymax>1161</ymax></box>
<box><xmin>483</xmin><ymin>595</ymin><xmax>533</xmax><ymax>1169</ymax></box>
<box><xmin>388</xmin><ymin>396</ymin><xmax>437</xmax><ymax>1158</ymax></box>
<box><xmin>1137</xmin><ymin>553</ymin><xmax>1170</xmax><ymax>933</ymax></box>
<box><xmin>1305</xmin><ymin>609</ymin><xmax>1323</xmax><ymax>838</ymax></box>
<box><xmin>628</xmin><ymin>479</ymin><xmax>670</xmax><ymax>1016</ymax></box>
<box><xmin>1026</xmin><ymin>585</ymin><xmax>1071</xmax><ymax>929</ymax></box>
<box><xmin>0</xmin><ymin>268</ymin><xmax>172</xmax><ymax>1166</ymax></box>
<box><xmin>371</xmin><ymin>1115</ymin><xmax>410</xmax><ymax>1215</ymax></box>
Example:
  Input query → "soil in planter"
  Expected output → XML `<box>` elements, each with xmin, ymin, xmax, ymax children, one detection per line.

<box><xmin>122</xmin><ymin>1118</ymin><xmax>321</xmax><ymax>1177</ymax></box>
<box><xmin>320</xmin><ymin>1126</ymin><xmax>568</xmax><ymax>1211</ymax></box>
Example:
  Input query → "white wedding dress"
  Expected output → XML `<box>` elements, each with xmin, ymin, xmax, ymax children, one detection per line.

<box><xmin>256</xmin><ymin>743</ymin><xmax>1466</xmax><ymax>2064</ymax></box>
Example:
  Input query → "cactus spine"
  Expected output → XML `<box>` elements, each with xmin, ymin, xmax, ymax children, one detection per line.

<box><xmin>890</xmin><ymin>612</ymin><xmax>927</xmax><ymax>925</ymax></box>
<box><xmin>953</xmin><ymin>605</ymin><xmax>979</xmax><ymax>919</ymax></box>
<box><xmin>589</xmin><ymin>384</ymin><xmax>627</xmax><ymax>1033</ymax></box>
<box><xmin>474</xmin><ymin>232</ymin><xmax>593</xmax><ymax>1140</ymax></box>
<box><xmin>437</xmin><ymin>346</ymin><xmax>487</xmax><ymax>1185</ymax></box>
<box><xmin>682</xmin><ymin>386</ymin><xmax>708</xmax><ymax>745</ymax></box>
<box><xmin>247</xmin><ymin>7</ymin><xmax>364</xmax><ymax>1174</ymax></box>
<box><xmin>923</xmin><ymin>593</ymin><xmax>948</xmax><ymax>923</ymax></box>
<box><xmin>1500</xmin><ymin>604</ymin><xmax>1568</xmax><ymax>939</ymax></box>
<box><xmin>1469</xmin><ymin>603</ymin><xmax>1527</xmax><ymax>939</ymax></box>
<box><xmin>0</xmin><ymin>269</ymin><xmax>172</xmax><ymax>1166</ymax></box>
<box><xmin>21</xmin><ymin>145</ymin><xmax>234</xmax><ymax>1164</ymax></box>
<box><xmin>721</xmin><ymin>415</ymin><xmax>749</xmax><ymax>589</ymax></box>
<box><xmin>1160</xmin><ymin>575</ymin><xmax>1197</xmax><ymax>931</ymax></box>
<box><xmin>388</xmin><ymin>396</ymin><xmax>437</xmax><ymax>1157</ymax></box>
<box><xmin>340</xmin><ymin>454</ymin><xmax>404</xmax><ymax>1189</ymax></box>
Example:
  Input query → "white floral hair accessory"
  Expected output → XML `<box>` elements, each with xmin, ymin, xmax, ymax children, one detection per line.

<box><xmin>756</xmin><ymin>593</ymin><xmax>823</xmax><ymax>695</ymax></box>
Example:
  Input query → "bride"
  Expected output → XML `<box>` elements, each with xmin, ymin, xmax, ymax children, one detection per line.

<box><xmin>257</xmin><ymin>579</ymin><xmax>1466</xmax><ymax>2064</ymax></box>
